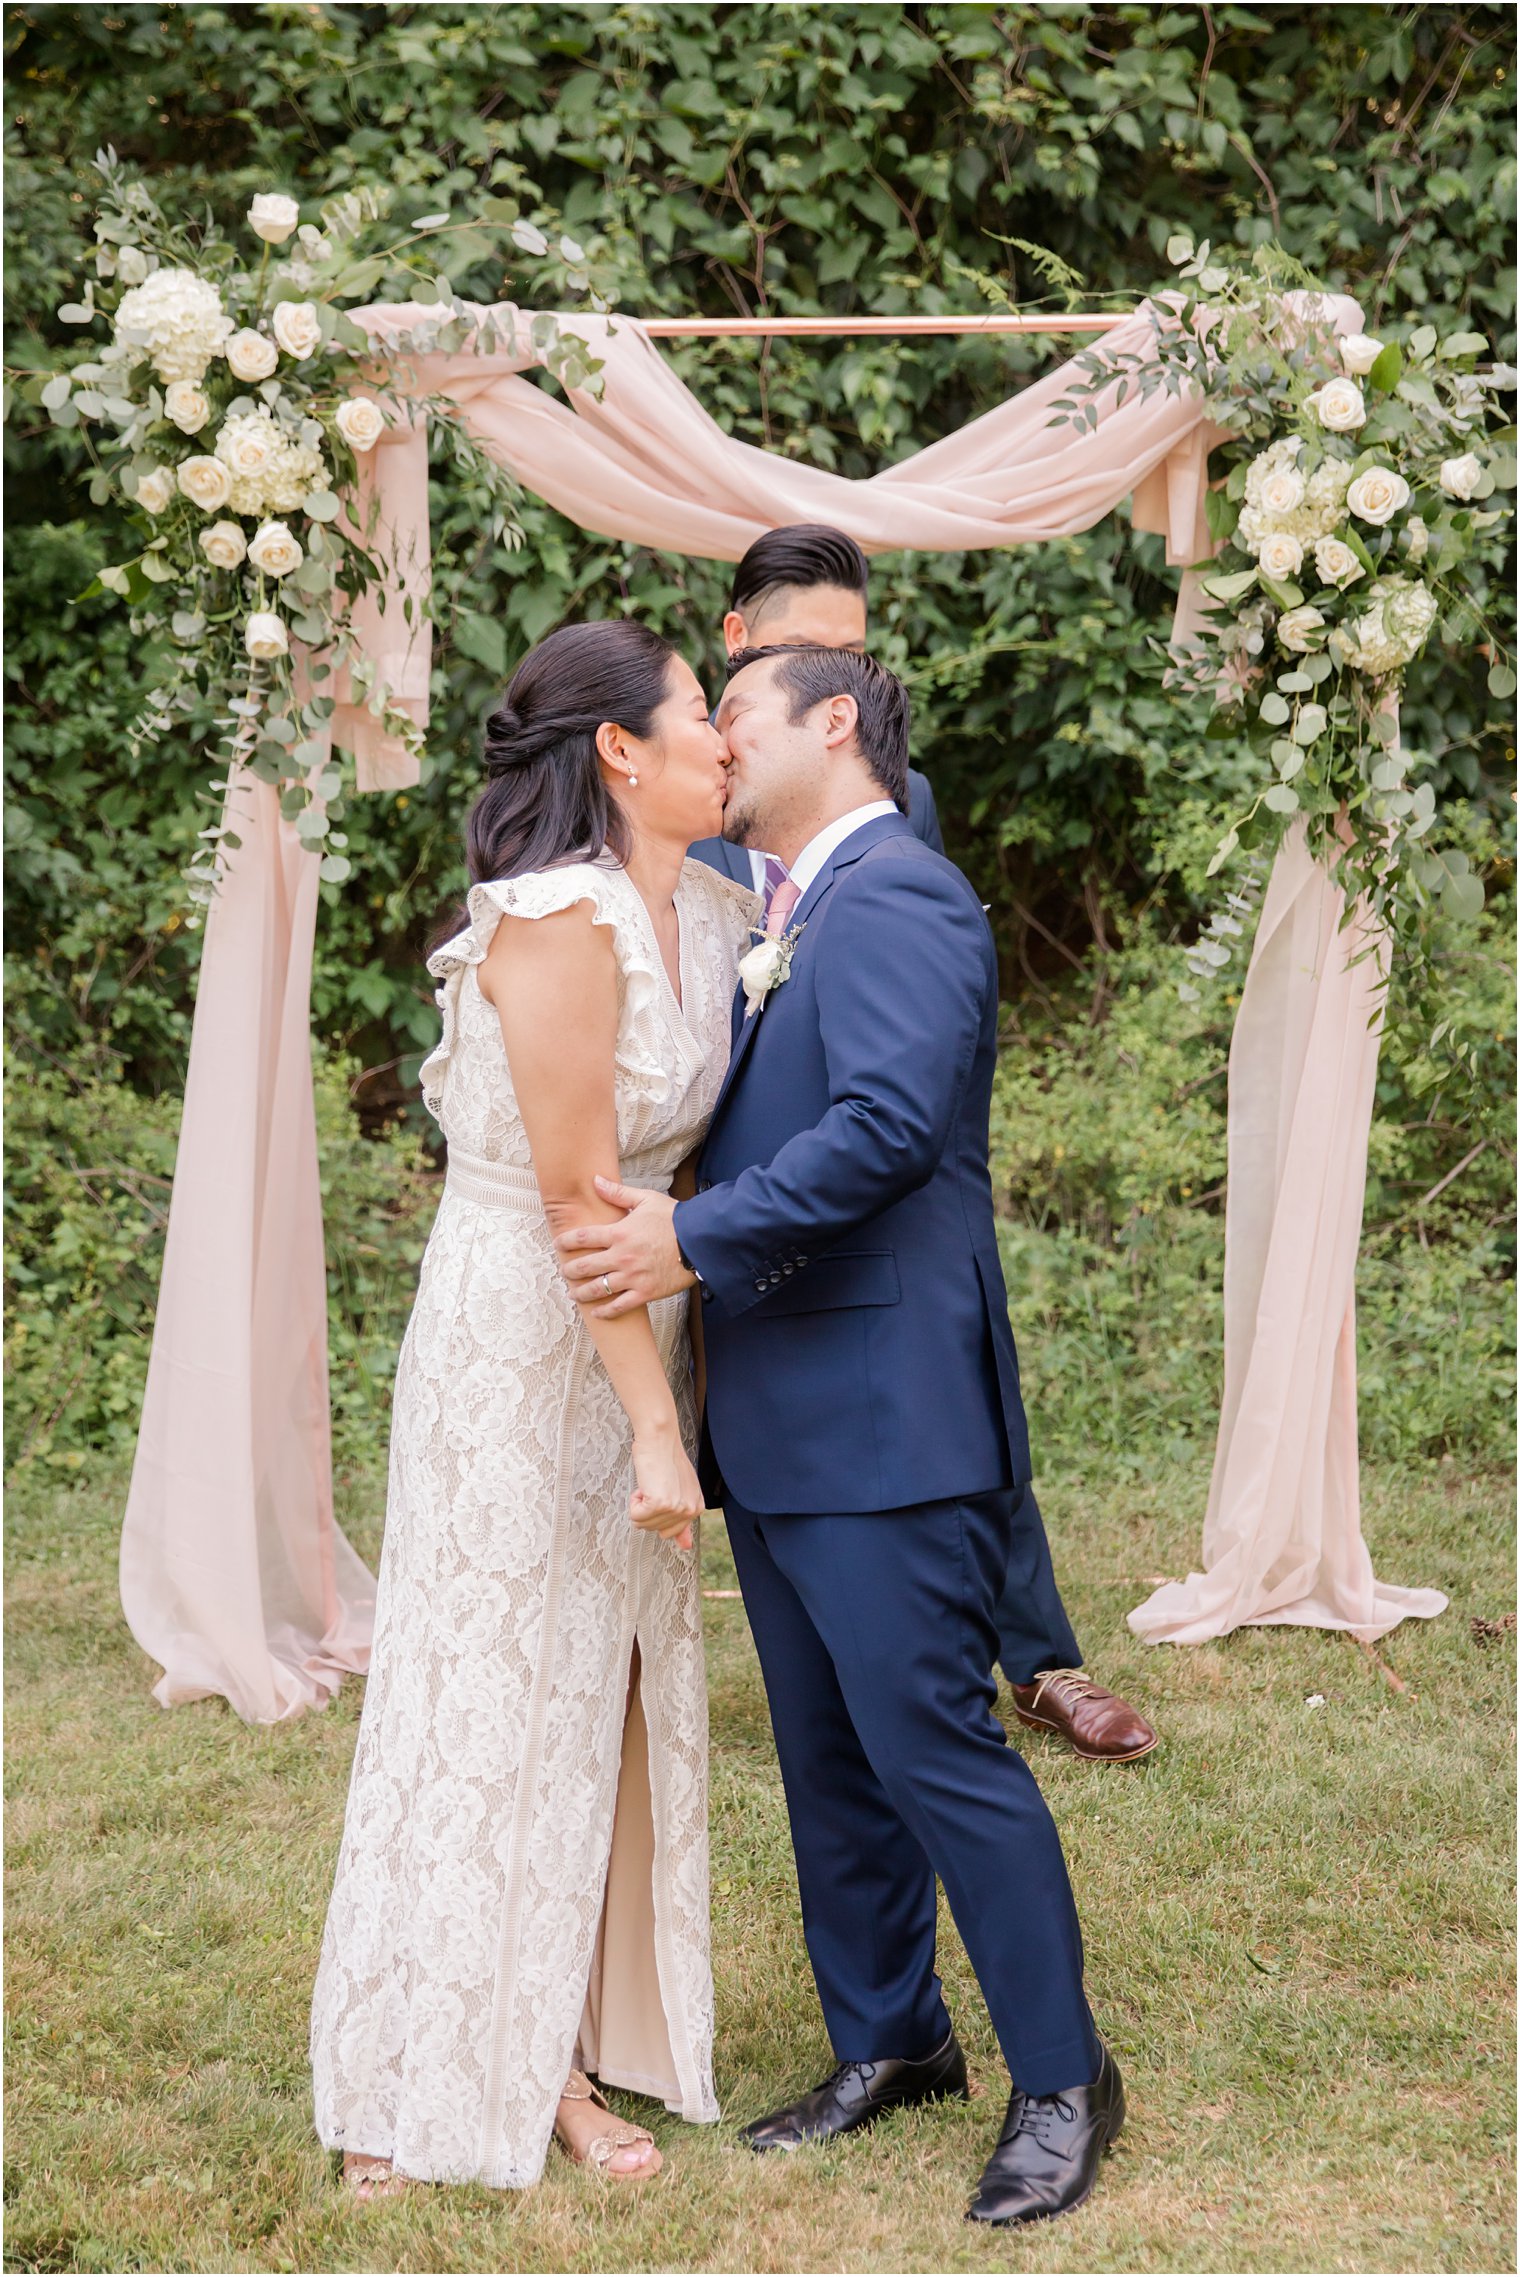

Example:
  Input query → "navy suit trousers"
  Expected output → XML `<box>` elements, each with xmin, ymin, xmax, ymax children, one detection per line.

<box><xmin>723</xmin><ymin>1485</ymin><xmax>1101</xmax><ymax>2097</ymax></box>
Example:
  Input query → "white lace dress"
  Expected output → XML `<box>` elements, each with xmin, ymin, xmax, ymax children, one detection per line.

<box><xmin>310</xmin><ymin>855</ymin><xmax>756</xmax><ymax>2188</ymax></box>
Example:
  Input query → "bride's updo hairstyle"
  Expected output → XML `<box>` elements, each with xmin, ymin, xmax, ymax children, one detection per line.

<box><xmin>466</xmin><ymin>619</ymin><xmax>680</xmax><ymax>885</ymax></box>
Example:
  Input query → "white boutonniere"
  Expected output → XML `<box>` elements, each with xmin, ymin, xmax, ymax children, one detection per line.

<box><xmin>738</xmin><ymin>922</ymin><xmax>805</xmax><ymax>1019</ymax></box>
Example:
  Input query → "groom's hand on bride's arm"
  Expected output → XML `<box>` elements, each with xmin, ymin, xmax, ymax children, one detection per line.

<box><xmin>556</xmin><ymin>1176</ymin><xmax>694</xmax><ymax>1315</ymax></box>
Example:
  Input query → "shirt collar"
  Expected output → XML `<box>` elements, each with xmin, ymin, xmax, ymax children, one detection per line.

<box><xmin>787</xmin><ymin>801</ymin><xmax>899</xmax><ymax>899</ymax></box>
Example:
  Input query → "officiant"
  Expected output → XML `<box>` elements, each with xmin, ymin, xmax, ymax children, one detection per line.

<box><xmin>689</xmin><ymin>524</ymin><xmax>1158</xmax><ymax>1767</ymax></box>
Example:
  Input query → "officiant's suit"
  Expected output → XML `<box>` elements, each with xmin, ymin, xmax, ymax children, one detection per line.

<box><xmin>688</xmin><ymin>781</ymin><xmax>1083</xmax><ymax>1690</ymax></box>
<box><xmin>674</xmin><ymin>811</ymin><xmax>1100</xmax><ymax>2095</ymax></box>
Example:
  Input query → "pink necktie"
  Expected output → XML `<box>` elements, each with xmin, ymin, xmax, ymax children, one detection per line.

<box><xmin>765</xmin><ymin>875</ymin><xmax>801</xmax><ymax>937</ymax></box>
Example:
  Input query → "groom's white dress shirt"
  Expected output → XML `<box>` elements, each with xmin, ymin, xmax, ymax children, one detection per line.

<box><xmin>747</xmin><ymin>801</ymin><xmax>898</xmax><ymax>901</ymax></box>
<box><xmin>776</xmin><ymin>801</ymin><xmax>899</xmax><ymax>901</ymax></box>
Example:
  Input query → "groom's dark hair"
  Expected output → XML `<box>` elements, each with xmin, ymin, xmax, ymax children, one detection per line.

<box><xmin>729</xmin><ymin>525</ymin><xmax>869</xmax><ymax>621</ymax></box>
<box><xmin>729</xmin><ymin>644</ymin><xmax>910</xmax><ymax>812</ymax></box>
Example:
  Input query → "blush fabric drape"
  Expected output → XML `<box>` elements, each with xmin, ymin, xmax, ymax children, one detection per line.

<box><xmin>121</xmin><ymin>290</ymin><xmax>1441</xmax><ymax>1723</ymax></box>
<box><xmin>1129</xmin><ymin>825</ymin><xmax>1448</xmax><ymax>1644</ymax></box>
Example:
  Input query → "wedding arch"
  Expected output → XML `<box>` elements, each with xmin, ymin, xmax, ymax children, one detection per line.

<box><xmin>117</xmin><ymin>291</ymin><xmax>1451</xmax><ymax>1724</ymax></box>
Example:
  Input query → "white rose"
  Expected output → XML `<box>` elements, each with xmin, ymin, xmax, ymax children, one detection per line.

<box><xmin>1313</xmin><ymin>536</ymin><xmax>1363</xmax><ymax>588</ymax></box>
<box><xmin>1258</xmin><ymin>466</ymin><xmax>1306</xmax><ymax>516</ymax></box>
<box><xmin>246</xmin><ymin>519</ymin><xmax>304</xmax><ymax>577</ymax></box>
<box><xmin>164</xmin><ymin>380</ymin><xmax>211</xmax><ymax>434</ymax></box>
<box><xmin>116</xmin><ymin>246</ymin><xmax>149</xmax><ymax>286</ymax></box>
<box><xmin>244</xmin><ymin>610</ymin><xmax>289</xmax><ymax>661</ymax></box>
<box><xmin>1276</xmin><ymin>605</ymin><xmax>1327</xmax><ymax>654</ymax></box>
<box><xmin>335</xmin><ymin>395</ymin><xmax>386</xmax><ymax>453</ymax></box>
<box><xmin>1339</xmin><ymin>335</ymin><xmax>1384</xmax><ymax>377</ymax></box>
<box><xmin>199</xmin><ymin>519</ymin><xmax>247</xmax><ymax>570</ymax></box>
<box><xmin>176</xmin><ymin>453</ymin><xmax>233</xmax><ymax>511</ymax></box>
<box><xmin>225</xmin><ymin>328</ymin><xmax>279</xmax><ymax>382</ymax></box>
<box><xmin>1310</xmin><ymin>377</ymin><xmax>1367</xmax><ymax>433</ymax></box>
<box><xmin>1438</xmin><ymin>452</ymin><xmax>1483</xmax><ymax>500</ymax></box>
<box><xmin>1346</xmin><ymin>466</ymin><xmax>1410</xmax><ymax>525</ymax></box>
<box><xmin>215</xmin><ymin>411</ymin><xmax>278</xmax><ymax>482</ymax></box>
<box><xmin>249</xmin><ymin>193</ymin><xmax>300</xmax><ymax>245</ymax></box>
<box><xmin>272</xmin><ymin>300</ymin><xmax>322</xmax><ymax>360</ymax></box>
<box><xmin>135</xmin><ymin>465</ymin><xmax>174</xmax><ymax>515</ymax></box>
<box><xmin>738</xmin><ymin>938</ymin><xmax>788</xmax><ymax>1014</ymax></box>
<box><xmin>1257</xmin><ymin>531</ymin><xmax>1304</xmax><ymax>582</ymax></box>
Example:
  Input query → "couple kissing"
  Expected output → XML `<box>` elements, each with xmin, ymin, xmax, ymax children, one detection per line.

<box><xmin>310</xmin><ymin>524</ymin><xmax>1151</xmax><ymax>2226</ymax></box>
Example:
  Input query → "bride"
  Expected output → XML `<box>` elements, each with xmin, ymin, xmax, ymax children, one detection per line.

<box><xmin>310</xmin><ymin>619</ymin><xmax>756</xmax><ymax>2193</ymax></box>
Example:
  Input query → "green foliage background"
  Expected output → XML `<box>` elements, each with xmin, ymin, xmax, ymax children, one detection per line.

<box><xmin>4</xmin><ymin>3</ymin><xmax>1515</xmax><ymax>1474</ymax></box>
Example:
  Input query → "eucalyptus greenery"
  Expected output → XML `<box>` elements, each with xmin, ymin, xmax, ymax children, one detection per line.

<box><xmin>1053</xmin><ymin>234</ymin><xmax>1515</xmax><ymax>1006</ymax></box>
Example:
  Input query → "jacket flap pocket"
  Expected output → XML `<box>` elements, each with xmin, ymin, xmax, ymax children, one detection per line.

<box><xmin>752</xmin><ymin>1249</ymin><xmax>900</xmax><ymax>1317</ymax></box>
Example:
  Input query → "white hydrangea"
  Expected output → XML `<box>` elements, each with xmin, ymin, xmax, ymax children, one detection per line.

<box><xmin>1238</xmin><ymin>441</ymin><xmax>1352</xmax><ymax>557</ymax></box>
<box><xmin>1342</xmin><ymin>579</ymin><xmax>1439</xmax><ymax>677</ymax></box>
<box><xmin>113</xmin><ymin>267</ymin><xmax>232</xmax><ymax>385</ymax></box>
<box><xmin>213</xmin><ymin>408</ymin><xmax>328</xmax><ymax>515</ymax></box>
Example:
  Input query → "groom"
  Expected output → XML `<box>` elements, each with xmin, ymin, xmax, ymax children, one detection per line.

<box><xmin>558</xmin><ymin>645</ymin><xmax>1125</xmax><ymax>2223</ymax></box>
<box><xmin>688</xmin><ymin>523</ymin><xmax>1156</xmax><ymax>1769</ymax></box>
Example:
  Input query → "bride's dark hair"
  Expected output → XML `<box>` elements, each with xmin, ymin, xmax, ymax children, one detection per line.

<box><xmin>465</xmin><ymin>619</ymin><xmax>680</xmax><ymax>885</ymax></box>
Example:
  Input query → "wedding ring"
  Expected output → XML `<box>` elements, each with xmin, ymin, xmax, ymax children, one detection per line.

<box><xmin>602</xmin><ymin>1275</ymin><xmax>614</xmax><ymax>1298</ymax></box>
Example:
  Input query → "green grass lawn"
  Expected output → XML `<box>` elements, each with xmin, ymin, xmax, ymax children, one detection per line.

<box><xmin>5</xmin><ymin>1449</ymin><xmax>1514</xmax><ymax>2274</ymax></box>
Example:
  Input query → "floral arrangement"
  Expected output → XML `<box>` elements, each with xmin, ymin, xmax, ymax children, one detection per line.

<box><xmin>1051</xmin><ymin>239</ymin><xmax>1515</xmax><ymax>1003</ymax></box>
<box><xmin>26</xmin><ymin>150</ymin><xmax>607</xmax><ymax>913</ymax></box>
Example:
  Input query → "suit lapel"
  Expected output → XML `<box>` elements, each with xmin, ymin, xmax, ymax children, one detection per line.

<box><xmin>707</xmin><ymin>812</ymin><xmax>913</xmax><ymax>1131</ymax></box>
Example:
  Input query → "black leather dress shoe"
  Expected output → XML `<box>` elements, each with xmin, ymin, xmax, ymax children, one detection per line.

<box><xmin>741</xmin><ymin>2030</ymin><xmax>969</xmax><ymax>2152</ymax></box>
<box><xmin>966</xmin><ymin>2041</ymin><xmax>1124</xmax><ymax>2225</ymax></box>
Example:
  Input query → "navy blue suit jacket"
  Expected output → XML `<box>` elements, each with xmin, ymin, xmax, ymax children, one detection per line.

<box><xmin>688</xmin><ymin>766</ymin><xmax>942</xmax><ymax>882</ymax></box>
<box><xmin>673</xmin><ymin>812</ymin><xmax>1031</xmax><ymax>1517</ymax></box>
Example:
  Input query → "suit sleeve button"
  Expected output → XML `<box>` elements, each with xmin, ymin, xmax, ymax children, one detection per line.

<box><xmin>754</xmin><ymin>1278</ymin><xmax>768</xmax><ymax>1294</ymax></box>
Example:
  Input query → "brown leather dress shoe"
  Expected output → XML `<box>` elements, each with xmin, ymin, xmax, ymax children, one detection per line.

<box><xmin>1009</xmin><ymin>1669</ymin><xmax>1158</xmax><ymax>1761</ymax></box>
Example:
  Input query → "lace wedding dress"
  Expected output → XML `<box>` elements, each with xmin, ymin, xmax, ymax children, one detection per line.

<box><xmin>310</xmin><ymin>855</ymin><xmax>756</xmax><ymax>2188</ymax></box>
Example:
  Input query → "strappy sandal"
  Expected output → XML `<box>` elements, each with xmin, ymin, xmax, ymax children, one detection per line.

<box><xmin>554</xmin><ymin>2069</ymin><xmax>664</xmax><ymax>2181</ymax></box>
<box><xmin>342</xmin><ymin>2152</ymin><xmax>411</xmax><ymax>2200</ymax></box>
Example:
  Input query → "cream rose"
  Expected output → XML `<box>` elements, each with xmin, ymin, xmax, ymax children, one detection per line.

<box><xmin>1258</xmin><ymin>465</ymin><xmax>1306</xmax><ymax>517</ymax></box>
<box><xmin>1310</xmin><ymin>377</ymin><xmax>1367</xmax><ymax>433</ymax></box>
<box><xmin>1276</xmin><ymin>605</ymin><xmax>1327</xmax><ymax>654</ymax></box>
<box><xmin>164</xmin><ymin>380</ymin><xmax>211</xmax><ymax>434</ymax></box>
<box><xmin>225</xmin><ymin>328</ymin><xmax>279</xmax><ymax>383</ymax></box>
<box><xmin>1339</xmin><ymin>334</ymin><xmax>1384</xmax><ymax>377</ymax></box>
<box><xmin>335</xmin><ymin>395</ymin><xmax>386</xmax><ymax>453</ymax></box>
<box><xmin>177</xmin><ymin>453</ymin><xmax>233</xmax><ymax>511</ymax></box>
<box><xmin>135</xmin><ymin>465</ymin><xmax>174</xmax><ymax>515</ymax></box>
<box><xmin>249</xmin><ymin>193</ymin><xmax>300</xmax><ymax>245</ymax></box>
<box><xmin>1257</xmin><ymin>531</ymin><xmax>1304</xmax><ymax>582</ymax></box>
<box><xmin>1346</xmin><ymin>466</ymin><xmax>1410</xmax><ymax>525</ymax></box>
<box><xmin>199</xmin><ymin>520</ymin><xmax>247</xmax><ymax>571</ymax></box>
<box><xmin>246</xmin><ymin>519</ymin><xmax>304</xmax><ymax>577</ymax></box>
<box><xmin>244</xmin><ymin>611</ymin><xmax>289</xmax><ymax>661</ymax></box>
<box><xmin>1439</xmin><ymin>452</ymin><xmax>1483</xmax><ymax>500</ymax></box>
<box><xmin>1313</xmin><ymin>536</ymin><xmax>1363</xmax><ymax>588</ymax></box>
<box><xmin>272</xmin><ymin>300</ymin><xmax>322</xmax><ymax>360</ymax></box>
<box><xmin>215</xmin><ymin>412</ymin><xmax>277</xmax><ymax>483</ymax></box>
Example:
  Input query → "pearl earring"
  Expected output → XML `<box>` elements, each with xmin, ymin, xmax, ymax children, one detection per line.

<box><xmin>628</xmin><ymin>772</ymin><xmax>639</xmax><ymax>788</ymax></box>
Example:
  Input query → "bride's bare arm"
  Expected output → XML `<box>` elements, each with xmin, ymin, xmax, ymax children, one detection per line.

<box><xmin>479</xmin><ymin>904</ymin><xmax>702</xmax><ymax>1543</ymax></box>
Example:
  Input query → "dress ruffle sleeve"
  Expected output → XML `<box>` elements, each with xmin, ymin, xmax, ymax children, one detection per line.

<box><xmin>420</xmin><ymin>861</ymin><xmax>695</xmax><ymax>1128</ymax></box>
